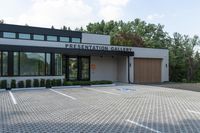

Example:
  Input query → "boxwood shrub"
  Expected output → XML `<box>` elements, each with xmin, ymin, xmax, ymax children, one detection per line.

<box><xmin>40</xmin><ymin>79</ymin><xmax>45</xmax><ymax>87</ymax></box>
<box><xmin>46</xmin><ymin>79</ymin><xmax>51</xmax><ymax>88</ymax></box>
<box><xmin>11</xmin><ymin>80</ymin><xmax>16</xmax><ymax>88</ymax></box>
<box><xmin>26</xmin><ymin>80</ymin><xmax>32</xmax><ymax>88</ymax></box>
<box><xmin>1</xmin><ymin>80</ymin><xmax>7</xmax><ymax>89</ymax></box>
<box><xmin>33</xmin><ymin>79</ymin><xmax>39</xmax><ymax>87</ymax></box>
<box><xmin>56</xmin><ymin>79</ymin><xmax>62</xmax><ymax>86</ymax></box>
<box><xmin>63</xmin><ymin>80</ymin><xmax>112</xmax><ymax>86</ymax></box>
<box><xmin>18</xmin><ymin>81</ymin><xmax>25</xmax><ymax>88</ymax></box>
<box><xmin>51</xmin><ymin>79</ymin><xmax>56</xmax><ymax>86</ymax></box>
<box><xmin>63</xmin><ymin>81</ymin><xmax>73</xmax><ymax>86</ymax></box>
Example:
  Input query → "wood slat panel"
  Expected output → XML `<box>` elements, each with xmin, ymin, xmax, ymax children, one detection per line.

<box><xmin>134</xmin><ymin>58</ymin><xmax>161</xmax><ymax>83</ymax></box>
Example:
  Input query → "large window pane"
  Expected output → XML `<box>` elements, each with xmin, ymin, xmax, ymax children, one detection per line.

<box><xmin>81</xmin><ymin>58</ymin><xmax>89</xmax><ymax>80</ymax></box>
<box><xmin>69</xmin><ymin>58</ymin><xmax>77</xmax><ymax>80</ymax></box>
<box><xmin>3</xmin><ymin>32</ymin><xmax>16</xmax><ymax>39</ymax></box>
<box><xmin>33</xmin><ymin>34</ymin><xmax>44</xmax><ymax>41</ymax></box>
<box><xmin>0</xmin><ymin>52</ymin><xmax>1</xmax><ymax>75</ymax></box>
<box><xmin>2</xmin><ymin>52</ymin><xmax>8</xmax><ymax>76</ymax></box>
<box><xmin>46</xmin><ymin>53</ymin><xmax>51</xmax><ymax>75</ymax></box>
<box><xmin>14</xmin><ymin>52</ymin><xmax>19</xmax><ymax>76</ymax></box>
<box><xmin>71</xmin><ymin>38</ymin><xmax>81</xmax><ymax>43</ymax></box>
<box><xmin>60</xmin><ymin>37</ymin><xmax>69</xmax><ymax>42</ymax></box>
<box><xmin>47</xmin><ymin>36</ymin><xmax>57</xmax><ymax>41</ymax></box>
<box><xmin>19</xmin><ymin>33</ymin><xmax>31</xmax><ymax>40</ymax></box>
<box><xmin>20</xmin><ymin>52</ymin><xmax>45</xmax><ymax>76</ymax></box>
<box><xmin>55</xmin><ymin>54</ymin><xmax>62</xmax><ymax>75</ymax></box>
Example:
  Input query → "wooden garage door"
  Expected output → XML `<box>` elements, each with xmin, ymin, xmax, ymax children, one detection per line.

<box><xmin>134</xmin><ymin>58</ymin><xmax>161</xmax><ymax>83</ymax></box>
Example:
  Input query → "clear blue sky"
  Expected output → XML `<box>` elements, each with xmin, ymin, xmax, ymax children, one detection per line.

<box><xmin>0</xmin><ymin>0</ymin><xmax>199</xmax><ymax>36</ymax></box>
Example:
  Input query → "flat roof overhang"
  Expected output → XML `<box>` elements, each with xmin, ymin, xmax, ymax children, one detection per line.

<box><xmin>0</xmin><ymin>44</ymin><xmax>134</xmax><ymax>56</ymax></box>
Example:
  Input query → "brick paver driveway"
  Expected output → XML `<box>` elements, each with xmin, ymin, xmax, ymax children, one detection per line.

<box><xmin>0</xmin><ymin>85</ymin><xmax>200</xmax><ymax>133</ymax></box>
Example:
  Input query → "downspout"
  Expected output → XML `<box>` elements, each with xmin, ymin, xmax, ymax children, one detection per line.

<box><xmin>127</xmin><ymin>56</ymin><xmax>134</xmax><ymax>84</ymax></box>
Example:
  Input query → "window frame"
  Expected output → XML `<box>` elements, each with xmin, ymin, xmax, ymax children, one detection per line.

<box><xmin>47</xmin><ymin>35</ymin><xmax>58</xmax><ymax>42</ymax></box>
<box><xmin>33</xmin><ymin>34</ymin><xmax>45</xmax><ymax>41</ymax></box>
<box><xmin>18</xmin><ymin>33</ymin><xmax>31</xmax><ymax>40</ymax></box>
<box><xmin>59</xmin><ymin>36</ymin><xmax>70</xmax><ymax>42</ymax></box>
<box><xmin>3</xmin><ymin>32</ymin><xmax>16</xmax><ymax>39</ymax></box>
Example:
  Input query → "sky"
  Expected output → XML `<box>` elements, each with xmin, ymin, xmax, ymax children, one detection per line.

<box><xmin>0</xmin><ymin>0</ymin><xmax>200</xmax><ymax>37</ymax></box>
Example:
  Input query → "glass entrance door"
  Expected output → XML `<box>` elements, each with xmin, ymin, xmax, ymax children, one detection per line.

<box><xmin>68</xmin><ymin>57</ymin><xmax>78</xmax><ymax>80</ymax></box>
<box><xmin>66</xmin><ymin>56</ymin><xmax>90</xmax><ymax>81</ymax></box>
<box><xmin>81</xmin><ymin>57</ymin><xmax>90</xmax><ymax>80</ymax></box>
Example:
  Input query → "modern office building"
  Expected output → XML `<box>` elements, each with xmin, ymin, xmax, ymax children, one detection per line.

<box><xmin>0</xmin><ymin>24</ymin><xmax>169</xmax><ymax>85</ymax></box>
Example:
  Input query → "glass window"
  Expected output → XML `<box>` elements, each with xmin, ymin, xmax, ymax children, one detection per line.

<box><xmin>60</xmin><ymin>37</ymin><xmax>69</xmax><ymax>42</ymax></box>
<box><xmin>14</xmin><ymin>52</ymin><xmax>19</xmax><ymax>76</ymax></box>
<box><xmin>47</xmin><ymin>36</ymin><xmax>57</xmax><ymax>41</ymax></box>
<box><xmin>0</xmin><ymin>52</ymin><xmax>1</xmax><ymax>76</ymax></box>
<box><xmin>71</xmin><ymin>38</ymin><xmax>81</xmax><ymax>43</ymax></box>
<box><xmin>3</xmin><ymin>32</ymin><xmax>16</xmax><ymax>39</ymax></box>
<box><xmin>81</xmin><ymin>58</ymin><xmax>89</xmax><ymax>80</ymax></box>
<box><xmin>19</xmin><ymin>33</ymin><xmax>31</xmax><ymax>40</ymax></box>
<box><xmin>2</xmin><ymin>52</ymin><xmax>8</xmax><ymax>76</ymax></box>
<box><xmin>69</xmin><ymin>58</ymin><xmax>78</xmax><ymax>80</ymax></box>
<box><xmin>46</xmin><ymin>53</ymin><xmax>51</xmax><ymax>75</ymax></box>
<box><xmin>20</xmin><ymin>52</ymin><xmax>45</xmax><ymax>76</ymax></box>
<box><xmin>62</xmin><ymin>56</ymin><xmax>66</xmax><ymax>76</ymax></box>
<box><xmin>33</xmin><ymin>34</ymin><xmax>44</xmax><ymax>41</ymax></box>
<box><xmin>55</xmin><ymin>54</ymin><xmax>62</xmax><ymax>75</ymax></box>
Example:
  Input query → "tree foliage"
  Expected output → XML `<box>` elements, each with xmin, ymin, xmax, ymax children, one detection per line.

<box><xmin>84</xmin><ymin>19</ymin><xmax>200</xmax><ymax>82</ymax></box>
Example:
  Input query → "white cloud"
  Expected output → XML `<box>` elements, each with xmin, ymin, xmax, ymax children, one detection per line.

<box><xmin>99</xmin><ymin>6</ymin><xmax>122</xmax><ymax>20</ymax></box>
<box><xmin>98</xmin><ymin>0</ymin><xmax>130</xmax><ymax>21</ymax></box>
<box><xmin>147</xmin><ymin>14</ymin><xmax>165</xmax><ymax>20</ymax></box>
<box><xmin>99</xmin><ymin>0</ymin><xmax>130</xmax><ymax>6</ymax></box>
<box><xmin>6</xmin><ymin>0</ymin><xmax>94</xmax><ymax>29</ymax></box>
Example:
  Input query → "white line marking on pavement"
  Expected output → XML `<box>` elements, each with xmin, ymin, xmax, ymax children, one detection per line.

<box><xmin>87</xmin><ymin>88</ymin><xmax>120</xmax><ymax>96</ymax></box>
<box><xmin>9</xmin><ymin>91</ymin><xmax>17</xmax><ymax>105</ymax></box>
<box><xmin>126</xmin><ymin>120</ymin><xmax>162</xmax><ymax>133</ymax></box>
<box><xmin>49</xmin><ymin>89</ymin><xmax>76</xmax><ymax>100</ymax></box>
<box><xmin>187</xmin><ymin>109</ymin><xmax>200</xmax><ymax>115</ymax></box>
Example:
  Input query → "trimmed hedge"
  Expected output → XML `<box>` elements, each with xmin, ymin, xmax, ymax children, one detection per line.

<box><xmin>56</xmin><ymin>79</ymin><xmax>62</xmax><ymax>86</ymax></box>
<box><xmin>51</xmin><ymin>79</ymin><xmax>56</xmax><ymax>87</ymax></box>
<box><xmin>46</xmin><ymin>79</ymin><xmax>51</xmax><ymax>88</ymax></box>
<box><xmin>63</xmin><ymin>80</ymin><xmax>112</xmax><ymax>86</ymax></box>
<box><xmin>11</xmin><ymin>80</ymin><xmax>16</xmax><ymax>88</ymax></box>
<box><xmin>1</xmin><ymin>80</ymin><xmax>7</xmax><ymax>89</ymax></box>
<box><xmin>0</xmin><ymin>79</ymin><xmax>112</xmax><ymax>89</ymax></box>
<box><xmin>40</xmin><ymin>79</ymin><xmax>45</xmax><ymax>87</ymax></box>
<box><xmin>26</xmin><ymin>80</ymin><xmax>32</xmax><ymax>88</ymax></box>
<box><xmin>18</xmin><ymin>81</ymin><xmax>25</xmax><ymax>88</ymax></box>
<box><xmin>33</xmin><ymin>79</ymin><xmax>39</xmax><ymax>87</ymax></box>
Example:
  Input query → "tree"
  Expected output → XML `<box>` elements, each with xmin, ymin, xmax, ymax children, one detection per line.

<box><xmin>85</xmin><ymin>19</ymin><xmax>170</xmax><ymax>48</ymax></box>
<box><xmin>0</xmin><ymin>19</ymin><xmax>4</xmax><ymax>24</ymax></box>
<box><xmin>51</xmin><ymin>25</ymin><xmax>55</xmax><ymax>29</ymax></box>
<box><xmin>61</xmin><ymin>26</ymin><xmax>67</xmax><ymax>30</ymax></box>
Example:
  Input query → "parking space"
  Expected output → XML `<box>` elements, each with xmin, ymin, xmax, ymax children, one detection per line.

<box><xmin>1</xmin><ymin>85</ymin><xmax>200</xmax><ymax>133</ymax></box>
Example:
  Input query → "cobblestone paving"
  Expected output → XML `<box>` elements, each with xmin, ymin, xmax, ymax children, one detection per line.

<box><xmin>0</xmin><ymin>85</ymin><xmax>200</xmax><ymax>133</ymax></box>
<box><xmin>154</xmin><ymin>83</ymin><xmax>200</xmax><ymax>92</ymax></box>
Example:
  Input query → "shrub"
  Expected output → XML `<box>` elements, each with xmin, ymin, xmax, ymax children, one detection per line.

<box><xmin>63</xmin><ymin>81</ymin><xmax>73</xmax><ymax>86</ymax></box>
<box><xmin>26</xmin><ymin>80</ymin><xmax>32</xmax><ymax>88</ymax></box>
<box><xmin>18</xmin><ymin>81</ymin><xmax>24</xmax><ymax>88</ymax></box>
<box><xmin>33</xmin><ymin>79</ymin><xmax>39</xmax><ymax>87</ymax></box>
<box><xmin>91</xmin><ymin>80</ymin><xmax>112</xmax><ymax>85</ymax></box>
<box><xmin>11</xmin><ymin>80</ymin><xmax>16</xmax><ymax>88</ymax></box>
<box><xmin>46</xmin><ymin>79</ymin><xmax>51</xmax><ymax>88</ymax></box>
<box><xmin>40</xmin><ymin>79</ymin><xmax>45</xmax><ymax>87</ymax></box>
<box><xmin>1</xmin><ymin>80</ymin><xmax>7</xmax><ymax>89</ymax></box>
<box><xmin>51</xmin><ymin>79</ymin><xmax>56</xmax><ymax>86</ymax></box>
<box><xmin>56</xmin><ymin>79</ymin><xmax>62</xmax><ymax>86</ymax></box>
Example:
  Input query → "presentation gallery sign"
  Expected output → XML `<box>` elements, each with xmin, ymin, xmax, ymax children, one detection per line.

<box><xmin>65</xmin><ymin>43</ymin><xmax>133</xmax><ymax>52</ymax></box>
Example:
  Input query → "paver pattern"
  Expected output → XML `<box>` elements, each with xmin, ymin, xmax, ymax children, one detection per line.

<box><xmin>0</xmin><ymin>85</ymin><xmax>200</xmax><ymax>133</ymax></box>
<box><xmin>154</xmin><ymin>83</ymin><xmax>200</xmax><ymax>92</ymax></box>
